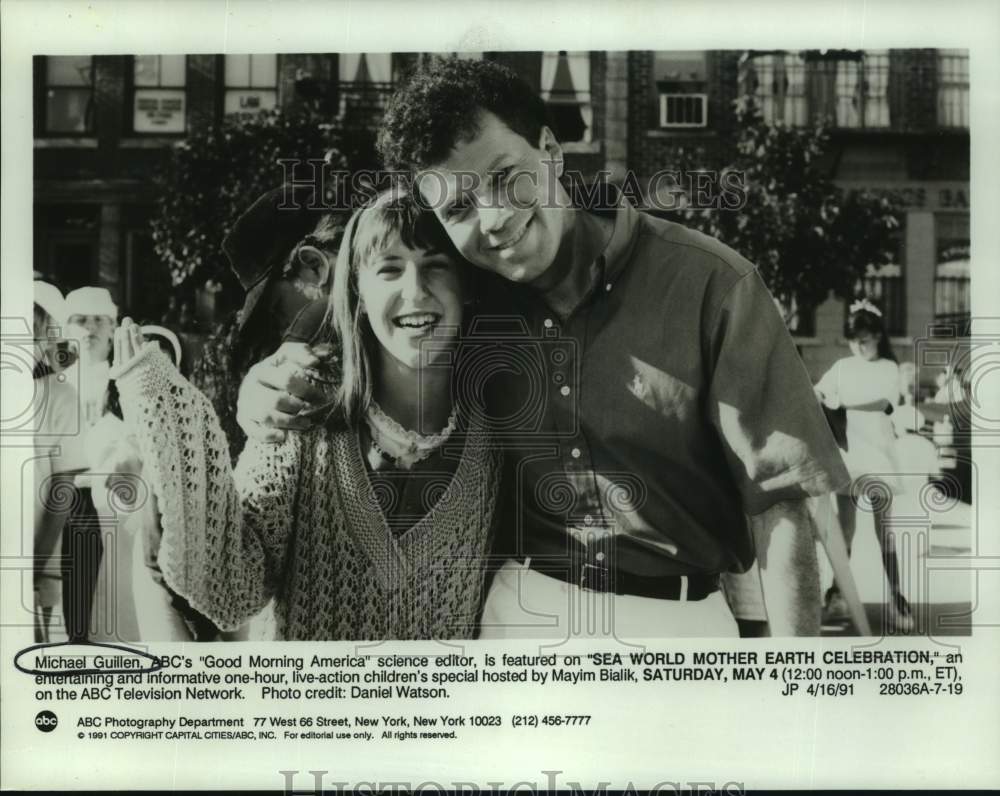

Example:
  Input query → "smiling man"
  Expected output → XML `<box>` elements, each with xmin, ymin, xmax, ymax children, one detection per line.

<box><xmin>238</xmin><ymin>58</ymin><xmax>849</xmax><ymax>638</ymax></box>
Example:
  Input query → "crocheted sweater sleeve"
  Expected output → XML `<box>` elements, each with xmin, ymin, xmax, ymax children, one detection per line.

<box><xmin>112</xmin><ymin>344</ymin><xmax>300</xmax><ymax>631</ymax></box>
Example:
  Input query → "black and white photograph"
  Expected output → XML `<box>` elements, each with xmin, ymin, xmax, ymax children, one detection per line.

<box><xmin>25</xmin><ymin>46</ymin><xmax>977</xmax><ymax>643</ymax></box>
<box><xmin>2</xmin><ymin>0</ymin><xmax>998</xmax><ymax>791</ymax></box>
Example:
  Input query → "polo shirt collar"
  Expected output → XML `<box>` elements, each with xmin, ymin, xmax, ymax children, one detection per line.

<box><xmin>537</xmin><ymin>184</ymin><xmax>641</xmax><ymax>318</ymax></box>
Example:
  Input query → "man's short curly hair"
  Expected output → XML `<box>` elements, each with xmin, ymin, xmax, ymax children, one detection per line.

<box><xmin>377</xmin><ymin>58</ymin><xmax>549</xmax><ymax>172</ymax></box>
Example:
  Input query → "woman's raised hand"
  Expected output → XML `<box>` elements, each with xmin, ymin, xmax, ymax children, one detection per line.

<box><xmin>112</xmin><ymin>317</ymin><xmax>147</xmax><ymax>369</ymax></box>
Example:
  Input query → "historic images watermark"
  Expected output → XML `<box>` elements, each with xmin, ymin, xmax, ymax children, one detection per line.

<box><xmin>274</xmin><ymin>158</ymin><xmax>750</xmax><ymax>215</ymax></box>
<box><xmin>279</xmin><ymin>769</ymin><xmax>746</xmax><ymax>795</ymax></box>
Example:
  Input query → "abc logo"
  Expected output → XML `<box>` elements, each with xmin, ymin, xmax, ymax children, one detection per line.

<box><xmin>35</xmin><ymin>710</ymin><xmax>58</xmax><ymax>732</ymax></box>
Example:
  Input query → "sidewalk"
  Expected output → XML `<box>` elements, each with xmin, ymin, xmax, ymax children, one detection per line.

<box><xmin>819</xmin><ymin>487</ymin><xmax>974</xmax><ymax>637</ymax></box>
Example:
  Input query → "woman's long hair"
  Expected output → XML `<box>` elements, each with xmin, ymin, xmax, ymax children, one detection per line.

<box><xmin>321</xmin><ymin>188</ymin><xmax>468</xmax><ymax>426</ymax></box>
<box><xmin>845</xmin><ymin>299</ymin><xmax>896</xmax><ymax>363</ymax></box>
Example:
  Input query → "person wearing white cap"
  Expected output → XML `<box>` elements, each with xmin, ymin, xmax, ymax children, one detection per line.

<box><xmin>31</xmin><ymin>281</ymin><xmax>85</xmax><ymax>641</ymax></box>
<box><xmin>63</xmin><ymin>286</ymin><xmax>118</xmax><ymax>428</ymax></box>
<box><xmin>49</xmin><ymin>286</ymin><xmax>120</xmax><ymax>640</ymax></box>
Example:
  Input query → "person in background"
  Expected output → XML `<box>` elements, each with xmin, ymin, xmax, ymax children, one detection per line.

<box><xmin>815</xmin><ymin>298</ymin><xmax>914</xmax><ymax>632</ymax></box>
<box><xmin>31</xmin><ymin>281</ymin><xmax>85</xmax><ymax>641</ymax></box>
<box><xmin>55</xmin><ymin>286</ymin><xmax>119</xmax><ymax>640</ymax></box>
<box><xmin>63</xmin><ymin>287</ymin><xmax>117</xmax><ymax>428</ymax></box>
<box><xmin>933</xmin><ymin>364</ymin><xmax>966</xmax><ymax>405</ymax></box>
<box><xmin>894</xmin><ymin>362</ymin><xmax>927</xmax><ymax>436</ymax></box>
<box><xmin>892</xmin><ymin>361</ymin><xmax>940</xmax><ymax>492</ymax></box>
<box><xmin>190</xmin><ymin>184</ymin><xmax>347</xmax><ymax>462</ymax></box>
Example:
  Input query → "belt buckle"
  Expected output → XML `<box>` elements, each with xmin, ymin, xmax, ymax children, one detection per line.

<box><xmin>579</xmin><ymin>556</ymin><xmax>611</xmax><ymax>593</ymax></box>
<box><xmin>570</xmin><ymin>525</ymin><xmax>612</xmax><ymax>593</ymax></box>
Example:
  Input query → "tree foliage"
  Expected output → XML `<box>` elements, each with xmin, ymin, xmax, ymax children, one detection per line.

<box><xmin>149</xmin><ymin>108</ymin><xmax>363</xmax><ymax>302</ymax></box>
<box><xmin>675</xmin><ymin>98</ymin><xmax>902</xmax><ymax>330</ymax></box>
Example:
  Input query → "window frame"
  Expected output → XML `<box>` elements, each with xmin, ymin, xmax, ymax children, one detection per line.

<box><xmin>41</xmin><ymin>55</ymin><xmax>96</xmax><ymax>136</ymax></box>
<box><xmin>659</xmin><ymin>93</ymin><xmax>708</xmax><ymax>128</ymax></box>
<box><xmin>937</xmin><ymin>49</ymin><xmax>969</xmax><ymax>129</ymax></box>
<box><xmin>933</xmin><ymin>211</ymin><xmax>970</xmax><ymax>323</ymax></box>
<box><xmin>744</xmin><ymin>49</ymin><xmax>891</xmax><ymax>129</ymax></box>
<box><xmin>129</xmin><ymin>54</ymin><xmax>188</xmax><ymax>136</ymax></box>
<box><xmin>540</xmin><ymin>50</ymin><xmax>594</xmax><ymax>145</ymax></box>
<box><xmin>221</xmin><ymin>53</ymin><xmax>280</xmax><ymax>118</ymax></box>
<box><xmin>849</xmin><ymin>220</ymin><xmax>907</xmax><ymax>337</ymax></box>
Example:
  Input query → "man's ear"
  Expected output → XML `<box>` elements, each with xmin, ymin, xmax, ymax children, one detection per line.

<box><xmin>538</xmin><ymin>125</ymin><xmax>565</xmax><ymax>179</ymax></box>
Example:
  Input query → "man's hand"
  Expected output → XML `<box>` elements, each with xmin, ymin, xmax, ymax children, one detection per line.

<box><xmin>751</xmin><ymin>498</ymin><xmax>822</xmax><ymax>636</ymax></box>
<box><xmin>236</xmin><ymin>342</ymin><xmax>335</xmax><ymax>443</ymax></box>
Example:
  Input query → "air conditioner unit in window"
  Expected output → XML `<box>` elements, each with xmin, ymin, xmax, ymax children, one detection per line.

<box><xmin>659</xmin><ymin>93</ymin><xmax>708</xmax><ymax>128</ymax></box>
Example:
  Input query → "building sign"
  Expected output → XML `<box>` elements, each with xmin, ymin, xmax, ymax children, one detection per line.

<box><xmin>133</xmin><ymin>89</ymin><xmax>185</xmax><ymax>133</ymax></box>
<box><xmin>838</xmin><ymin>181</ymin><xmax>969</xmax><ymax>211</ymax></box>
<box><xmin>224</xmin><ymin>89</ymin><xmax>278</xmax><ymax>117</ymax></box>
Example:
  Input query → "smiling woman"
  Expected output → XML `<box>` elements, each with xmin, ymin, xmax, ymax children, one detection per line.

<box><xmin>107</xmin><ymin>190</ymin><xmax>501</xmax><ymax>640</ymax></box>
<box><xmin>328</xmin><ymin>188</ymin><xmax>469</xmax><ymax>428</ymax></box>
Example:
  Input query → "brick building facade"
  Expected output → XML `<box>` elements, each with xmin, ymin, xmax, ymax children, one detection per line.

<box><xmin>619</xmin><ymin>49</ymin><xmax>969</xmax><ymax>385</ymax></box>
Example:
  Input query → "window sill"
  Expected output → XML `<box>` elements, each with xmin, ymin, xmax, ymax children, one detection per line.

<box><xmin>561</xmin><ymin>141</ymin><xmax>601</xmax><ymax>155</ymax></box>
<box><xmin>645</xmin><ymin>129</ymin><xmax>715</xmax><ymax>139</ymax></box>
<box><xmin>833</xmin><ymin>336</ymin><xmax>913</xmax><ymax>346</ymax></box>
<box><xmin>34</xmin><ymin>138</ymin><xmax>98</xmax><ymax>149</ymax></box>
<box><xmin>119</xmin><ymin>137</ymin><xmax>186</xmax><ymax>149</ymax></box>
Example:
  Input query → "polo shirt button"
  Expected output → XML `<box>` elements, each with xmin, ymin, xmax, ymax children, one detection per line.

<box><xmin>560</xmin><ymin>385</ymin><xmax>571</xmax><ymax>397</ymax></box>
<box><xmin>571</xmin><ymin>447</ymin><xmax>581</xmax><ymax>459</ymax></box>
<box><xmin>584</xmin><ymin>514</ymin><xmax>594</xmax><ymax>525</ymax></box>
<box><xmin>595</xmin><ymin>551</ymin><xmax>605</xmax><ymax>562</ymax></box>
<box><xmin>544</xmin><ymin>318</ymin><xmax>554</xmax><ymax>329</ymax></box>
<box><xmin>605</xmin><ymin>283</ymin><xmax>612</xmax><ymax>292</ymax></box>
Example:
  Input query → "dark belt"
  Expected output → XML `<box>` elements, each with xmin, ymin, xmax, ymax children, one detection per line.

<box><xmin>515</xmin><ymin>555</ymin><xmax>720</xmax><ymax>602</ymax></box>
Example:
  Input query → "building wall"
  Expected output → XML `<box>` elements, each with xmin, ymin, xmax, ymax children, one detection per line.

<box><xmin>622</xmin><ymin>49</ymin><xmax>969</xmax><ymax>387</ymax></box>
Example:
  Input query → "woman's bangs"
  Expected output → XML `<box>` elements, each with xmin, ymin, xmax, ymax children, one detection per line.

<box><xmin>352</xmin><ymin>194</ymin><xmax>456</xmax><ymax>267</ymax></box>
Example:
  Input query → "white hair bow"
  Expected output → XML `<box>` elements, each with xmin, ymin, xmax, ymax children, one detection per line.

<box><xmin>849</xmin><ymin>298</ymin><xmax>882</xmax><ymax>317</ymax></box>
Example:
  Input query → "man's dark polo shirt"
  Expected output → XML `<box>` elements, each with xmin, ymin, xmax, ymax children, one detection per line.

<box><xmin>480</xmin><ymin>195</ymin><xmax>849</xmax><ymax>577</ymax></box>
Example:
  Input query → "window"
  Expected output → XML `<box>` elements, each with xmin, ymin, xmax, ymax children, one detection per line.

<box><xmin>132</xmin><ymin>55</ymin><xmax>186</xmax><ymax>133</ymax></box>
<box><xmin>44</xmin><ymin>56</ymin><xmax>94</xmax><ymax>133</ymax></box>
<box><xmin>742</xmin><ymin>50</ymin><xmax>890</xmax><ymax>128</ymax></box>
<box><xmin>857</xmin><ymin>263</ymin><xmax>906</xmax><ymax>336</ymax></box>
<box><xmin>747</xmin><ymin>52</ymin><xmax>806</xmax><ymax>125</ymax></box>
<box><xmin>653</xmin><ymin>51</ymin><xmax>708</xmax><ymax>130</ymax></box>
<box><xmin>937</xmin><ymin>49</ymin><xmax>969</xmax><ymax>128</ymax></box>
<box><xmin>660</xmin><ymin>94</ymin><xmax>707</xmax><ymax>127</ymax></box>
<box><xmin>35</xmin><ymin>205</ymin><xmax>100</xmax><ymax>290</ymax></box>
<box><xmin>541</xmin><ymin>51</ymin><xmax>592</xmax><ymax>143</ymax></box>
<box><xmin>224</xmin><ymin>54</ymin><xmax>278</xmax><ymax>116</ymax></box>
<box><xmin>338</xmin><ymin>52</ymin><xmax>392</xmax><ymax>85</ymax></box>
<box><xmin>834</xmin><ymin>50</ymin><xmax>889</xmax><ymax>128</ymax></box>
<box><xmin>337</xmin><ymin>53</ymin><xmax>395</xmax><ymax>124</ymax></box>
<box><xmin>935</xmin><ymin>213</ymin><xmax>970</xmax><ymax>322</ymax></box>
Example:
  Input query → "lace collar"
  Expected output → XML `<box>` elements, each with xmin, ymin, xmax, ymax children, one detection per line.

<box><xmin>364</xmin><ymin>400</ymin><xmax>458</xmax><ymax>470</ymax></box>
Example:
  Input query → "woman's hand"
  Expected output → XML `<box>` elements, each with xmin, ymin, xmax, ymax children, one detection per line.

<box><xmin>112</xmin><ymin>317</ymin><xmax>147</xmax><ymax>369</ymax></box>
<box><xmin>814</xmin><ymin>386</ymin><xmax>840</xmax><ymax>410</ymax></box>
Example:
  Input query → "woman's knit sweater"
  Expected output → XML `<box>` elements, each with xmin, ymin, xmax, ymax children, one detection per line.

<box><xmin>112</xmin><ymin>345</ymin><xmax>500</xmax><ymax>640</ymax></box>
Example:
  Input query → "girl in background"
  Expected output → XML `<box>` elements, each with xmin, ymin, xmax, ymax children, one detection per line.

<box><xmin>815</xmin><ymin>299</ymin><xmax>914</xmax><ymax>632</ymax></box>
